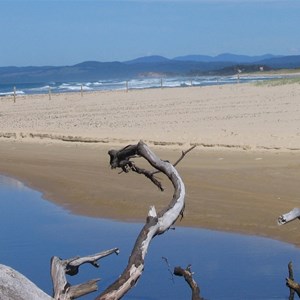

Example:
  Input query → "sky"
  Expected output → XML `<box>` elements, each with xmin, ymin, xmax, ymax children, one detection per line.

<box><xmin>0</xmin><ymin>0</ymin><xmax>299</xmax><ymax>66</ymax></box>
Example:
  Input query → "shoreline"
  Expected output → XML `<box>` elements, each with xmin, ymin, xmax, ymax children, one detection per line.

<box><xmin>1</xmin><ymin>82</ymin><xmax>300</xmax><ymax>246</ymax></box>
<box><xmin>1</xmin><ymin>140</ymin><xmax>300</xmax><ymax>247</ymax></box>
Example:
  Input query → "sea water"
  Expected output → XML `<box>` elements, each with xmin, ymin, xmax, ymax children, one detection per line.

<box><xmin>0</xmin><ymin>175</ymin><xmax>299</xmax><ymax>300</ymax></box>
<box><xmin>0</xmin><ymin>74</ymin><xmax>284</xmax><ymax>97</ymax></box>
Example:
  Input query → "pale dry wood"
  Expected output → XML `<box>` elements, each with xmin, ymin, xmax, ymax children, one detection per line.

<box><xmin>0</xmin><ymin>141</ymin><xmax>191</xmax><ymax>300</ymax></box>
<box><xmin>0</xmin><ymin>249</ymin><xmax>119</xmax><ymax>300</ymax></box>
<box><xmin>0</xmin><ymin>264</ymin><xmax>53</xmax><ymax>300</ymax></box>
<box><xmin>278</xmin><ymin>210</ymin><xmax>300</xmax><ymax>299</ymax></box>
<box><xmin>278</xmin><ymin>208</ymin><xmax>300</xmax><ymax>225</ymax></box>
<box><xmin>98</xmin><ymin>140</ymin><xmax>187</xmax><ymax>300</ymax></box>
<box><xmin>51</xmin><ymin>248</ymin><xmax>119</xmax><ymax>300</ymax></box>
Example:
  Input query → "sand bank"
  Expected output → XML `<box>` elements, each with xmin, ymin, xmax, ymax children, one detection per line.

<box><xmin>1</xmin><ymin>83</ymin><xmax>300</xmax><ymax>150</ymax></box>
<box><xmin>1</xmin><ymin>83</ymin><xmax>300</xmax><ymax>246</ymax></box>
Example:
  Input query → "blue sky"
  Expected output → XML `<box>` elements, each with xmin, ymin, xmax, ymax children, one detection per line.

<box><xmin>0</xmin><ymin>0</ymin><xmax>299</xmax><ymax>66</ymax></box>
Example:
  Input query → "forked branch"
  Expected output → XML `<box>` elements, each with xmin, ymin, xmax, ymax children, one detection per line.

<box><xmin>51</xmin><ymin>248</ymin><xmax>119</xmax><ymax>300</ymax></box>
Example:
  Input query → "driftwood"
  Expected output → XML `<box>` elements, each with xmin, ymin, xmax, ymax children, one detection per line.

<box><xmin>278</xmin><ymin>208</ymin><xmax>300</xmax><ymax>225</ymax></box>
<box><xmin>51</xmin><ymin>248</ymin><xmax>119</xmax><ymax>300</ymax></box>
<box><xmin>0</xmin><ymin>249</ymin><xmax>119</xmax><ymax>300</ymax></box>
<box><xmin>287</xmin><ymin>261</ymin><xmax>297</xmax><ymax>300</ymax></box>
<box><xmin>0</xmin><ymin>264</ymin><xmax>53</xmax><ymax>300</ymax></box>
<box><xmin>278</xmin><ymin>208</ymin><xmax>300</xmax><ymax>298</ymax></box>
<box><xmin>174</xmin><ymin>265</ymin><xmax>202</xmax><ymax>300</ymax></box>
<box><xmin>0</xmin><ymin>141</ymin><xmax>191</xmax><ymax>300</ymax></box>
<box><xmin>98</xmin><ymin>141</ymin><xmax>187</xmax><ymax>299</ymax></box>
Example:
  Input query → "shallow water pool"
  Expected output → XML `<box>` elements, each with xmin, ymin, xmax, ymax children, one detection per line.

<box><xmin>0</xmin><ymin>175</ymin><xmax>299</xmax><ymax>299</ymax></box>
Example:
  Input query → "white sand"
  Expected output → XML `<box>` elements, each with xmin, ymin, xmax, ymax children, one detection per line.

<box><xmin>1</xmin><ymin>83</ymin><xmax>300</xmax><ymax>150</ymax></box>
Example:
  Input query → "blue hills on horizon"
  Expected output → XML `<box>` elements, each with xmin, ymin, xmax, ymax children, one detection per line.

<box><xmin>1</xmin><ymin>53</ymin><xmax>300</xmax><ymax>84</ymax></box>
<box><xmin>124</xmin><ymin>53</ymin><xmax>281</xmax><ymax>64</ymax></box>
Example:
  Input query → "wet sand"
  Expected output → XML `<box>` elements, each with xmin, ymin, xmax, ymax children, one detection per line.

<box><xmin>1</xmin><ymin>140</ymin><xmax>300</xmax><ymax>246</ymax></box>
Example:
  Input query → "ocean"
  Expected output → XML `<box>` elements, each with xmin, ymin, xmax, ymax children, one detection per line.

<box><xmin>0</xmin><ymin>74</ymin><xmax>283</xmax><ymax>96</ymax></box>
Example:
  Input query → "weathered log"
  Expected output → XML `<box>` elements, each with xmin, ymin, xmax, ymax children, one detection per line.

<box><xmin>0</xmin><ymin>264</ymin><xmax>53</xmax><ymax>300</ymax></box>
<box><xmin>174</xmin><ymin>265</ymin><xmax>202</xmax><ymax>300</ymax></box>
<box><xmin>97</xmin><ymin>140</ymin><xmax>187</xmax><ymax>300</ymax></box>
<box><xmin>278</xmin><ymin>208</ymin><xmax>300</xmax><ymax>225</ymax></box>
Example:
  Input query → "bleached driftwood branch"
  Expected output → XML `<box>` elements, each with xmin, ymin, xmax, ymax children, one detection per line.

<box><xmin>278</xmin><ymin>208</ymin><xmax>300</xmax><ymax>225</ymax></box>
<box><xmin>278</xmin><ymin>209</ymin><xmax>300</xmax><ymax>299</ymax></box>
<box><xmin>51</xmin><ymin>248</ymin><xmax>119</xmax><ymax>300</ymax></box>
<box><xmin>0</xmin><ymin>141</ymin><xmax>191</xmax><ymax>300</ymax></box>
<box><xmin>174</xmin><ymin>265</ymin><xmax>202</xmax><ymax>300</ymax></box>
<box><xmin>0</xmin><ymin>248</ymin><xmax>119</xmax><ymax>300</ymax></box>
<box><xmin>98</xmin><ymin>140</ymin><xmax>187</xmax><ymax>300</ymax></box>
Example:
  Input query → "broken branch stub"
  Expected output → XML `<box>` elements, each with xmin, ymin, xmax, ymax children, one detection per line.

<box><xmin>97</xmin><ymin>141</ymin><xmax>187</xmax><ymax>300</ymax></box>
<box><xmin>278</xmin><ymin>208</ymin><xmax>300</xmax><ymax>225</ymax></box>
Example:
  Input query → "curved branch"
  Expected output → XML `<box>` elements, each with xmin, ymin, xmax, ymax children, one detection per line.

<box><xmin>97</xmin><ymin>141</ymin><xmax>186</xmax><ymax>300</ymax></box>
<box><xmin>174</xmin><ymin>265</ymin><xmax>202</xmax><ymax>300</ymax></box>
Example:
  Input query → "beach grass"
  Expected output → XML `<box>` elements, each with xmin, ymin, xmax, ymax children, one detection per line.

<box><xmin>255</xmin><ymin>76</ymin><xmax>300</xmax><ymax>86</ymax></box>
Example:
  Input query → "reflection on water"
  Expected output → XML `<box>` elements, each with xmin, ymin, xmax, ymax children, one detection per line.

<box><xmin>0</xmin><ymin>175</ymin><xmax>300</xmax><ymax>299</ymax></box>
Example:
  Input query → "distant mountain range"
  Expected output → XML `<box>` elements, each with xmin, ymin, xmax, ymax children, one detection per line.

<box><xmin>1</xmin><ymin>53</ymin><xmax>300</xmax><ymax>84</ymax></box>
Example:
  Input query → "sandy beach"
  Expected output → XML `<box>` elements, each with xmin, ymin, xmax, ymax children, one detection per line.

<box><xmin>1</xmin><ymin>82</ymin><xmax>300</xmax><ymax>246</ymax></box>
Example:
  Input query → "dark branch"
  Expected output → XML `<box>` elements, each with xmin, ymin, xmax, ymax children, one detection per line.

<box><xmin>152</xmin><ymin>144</ymin><xmax>196</xmax><ymax>175</ymax></box>
<box><xmin>173</xmin><ymin>144</ymin><xmax>197</xmax><ymax>168</ymax></box>
<box><xmin>286</xmin><ymin>261</ymin><xmax>300</xmax><ymax>299</ymax></box>
<box><xmin>174</xmin><ymin>265</ymin><xmax>202</xmax><ymax>300</ymax></box>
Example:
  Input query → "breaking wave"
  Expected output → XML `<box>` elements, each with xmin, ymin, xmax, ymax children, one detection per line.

<box><xmin>0</xmin><ymin>74</ymin><xmax>284</xmax><ymax>96</ymax></box>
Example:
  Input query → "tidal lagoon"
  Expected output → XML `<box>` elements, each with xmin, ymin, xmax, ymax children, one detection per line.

<box><xmin>1</xmin><ymin>175</ymin><xmax>300</xmax><ymax>299</ymax></box>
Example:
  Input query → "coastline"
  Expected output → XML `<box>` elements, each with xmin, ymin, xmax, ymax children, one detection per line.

<box><xmin>1</xmin><ymin>83</ymin><xmax>300</xmax><ymax>246</ymax></box>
